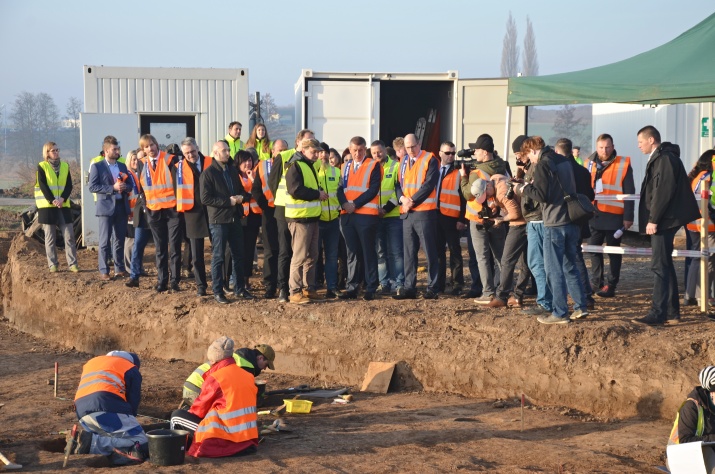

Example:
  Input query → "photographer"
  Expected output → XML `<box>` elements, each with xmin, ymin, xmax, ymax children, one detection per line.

<box><xmin>459</xmin><ymin>134</ymin><xmax>508</xmax><ymax>304</ymax></box>
<box><xmin>475</xmin><ymin>174</ymin><xmax>528</xmax><ymax>309</ymax></box>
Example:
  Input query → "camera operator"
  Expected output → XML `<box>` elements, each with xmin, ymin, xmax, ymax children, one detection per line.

<box><xmin>474</xmin><ymin>174</ymin><xmax>528</xmax><ymax>309</ymax></box>
<box><xmin>459</xmin><ymin>134</ymin><xmax>508</xmax><ymax>304</ymax></box>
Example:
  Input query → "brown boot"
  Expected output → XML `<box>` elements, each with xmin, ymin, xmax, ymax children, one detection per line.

<box><xmin>303</xmin><ymin>289</ymin><xmax>324</xmax><ymax>300</ymax></box>
<box><xmin>289</xmin><ymin>293</ymin><xmax>311</xmax><ymax>304</ymax></box>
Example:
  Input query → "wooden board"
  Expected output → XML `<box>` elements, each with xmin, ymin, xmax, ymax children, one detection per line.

<box><xmin>360</xmin><ymin>362</ymin><xmax>396</xmax><ymax>393</ymax></box>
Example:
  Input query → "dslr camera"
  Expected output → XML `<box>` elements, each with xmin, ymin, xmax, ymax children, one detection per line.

<box><xmin>455</xmin><ymin>148</ymin><xmax>477</xmax><ymax>169</ymax></box>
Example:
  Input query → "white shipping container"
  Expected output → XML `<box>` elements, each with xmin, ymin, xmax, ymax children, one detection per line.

<box><xmin>80</xmin><ymin>66</ymin><xmax>249</xmax><ymax>247</ymax></box>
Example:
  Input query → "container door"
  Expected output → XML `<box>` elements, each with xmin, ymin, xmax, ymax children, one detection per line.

<box><xmin>305</xmin><ymin>79</ymin><xmax>380</xmax><ymax>148</ymax></box>
<box><xmin>80</xmin><ymin>113</ymin><xmax>138</xmax><ymax>247</ymax></box>
<box><xmin>456</xmin><ymin>79</ymin><xmax>526</xmax><ymax>159</ymax></box>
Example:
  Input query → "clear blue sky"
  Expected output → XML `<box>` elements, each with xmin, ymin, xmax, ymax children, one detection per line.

<box><xmin>0</xmin><ymin>0</ymin><xmax>712</xmax><ymax>115</ymax></box>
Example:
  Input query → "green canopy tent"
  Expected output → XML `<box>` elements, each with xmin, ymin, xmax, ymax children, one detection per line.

<box><xmin>507</xmin><ymin>12</ymin><xmax>715</xmax><ymax>106</ymax></box>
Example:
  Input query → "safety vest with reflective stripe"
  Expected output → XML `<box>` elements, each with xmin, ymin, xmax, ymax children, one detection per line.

<box><xmin>341</xmin><ymin>158</ymin><xmax>381</xmax><ymax>216</ymax></box>
<box><xmin>193</xmin><ymin>363</ymin><xmax>258</xmax><ymax>446</ymax></box>
<box><xmin>439</xmin><ymin>168</ymin><xmax>461</xmax><ymax>218</ymax></box>
<box><xmin>400</xmin><ymin>151</ymin><xmax>437</xmax><ymax>212</ymax></box>
<box><xmin>586</xmin><ymin>156</ymin><xmax>630</xmax><ymax>215</ymax></box>
<box><xmin>273</xmin><ymin>149</ymin><xmax>295</xmax><ymax>207</ymax></box>
<box><xmin>224</xmin><ymin>134</ymin><xmax>243</xmax><ymax>157</ymax></box>
<box><xmin>668</xmin><ymin>397</ymin><xmax>705</xmax><ymax>445</ymax></box>
<box><xmin>241</xmin><ymin>172</ymin><xmax>262</xmax><ymax>215</ymax></box>
<box><xmin>35</xmin><ymin>161</ymin><xmax>71</xmax><ymax>209</ymax></box>
<box><xmin>141</xmin><ymin>151</ymin><xmax>176</xmax><ymax>211</ymax></box>
<box><xmin>284</xmin><ymin>161</ymin><xmax>321</xmax><ymax>219</ymax></box>
<box><xmin>126</xmin><ymin>170</ymin><xmax>141</xmax><ymax>217</ymax></box>
<box><xmin>74</xmin><ymin>355</ymin><xmax>134</xmax><ymax>402</ymax></box>
<box><xmin>380</xmin><ymin>159</ymin><xmax>400</xmax><ymax>218</ymax></box>
<box><xmin>183</xmin><ymin>353</ymin><xmax>253</xmax><ymax>395</ymax></box>
<box><xmin>687</xmin><ymin>171</ymin><xmax>715</xmax><ymax>232</ymax></box>
<box><xmin>465</xmin><ymin>169</ymin><xmax>491</xmax><ymax>223</ymax></box>
<box><xmin>257</xmin><ymin>159</ymin><xmax>274</xmax><ymax>208</ymax></box>
<box><xmin>317</xmin><ymin>163</ymin><xmax>340</xmax><ymax>222</ymax></box>
<box><xmin>252</xmin><ymin>138</ymin><xmax>273</xmax><ymax>161</ymax></box>
<box><xmin>91</xmin><ymin>155</ymin><xmax>126</xmax><ymax>202</ymax></box>
<box><xmin>175</xmin><ymin>159</ymin><xmax>196</xmax><ymax>212</ymax></box>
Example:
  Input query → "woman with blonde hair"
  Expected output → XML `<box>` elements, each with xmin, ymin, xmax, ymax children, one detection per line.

<box><xmin>245</xmin><ymin>123</ymin><xmax>273</xmax><ymax>161</ymax></box>
<box><xmin>35</xmin><ymin>142</ymin><xmax>79</xmax><ymax>272</ymax></box>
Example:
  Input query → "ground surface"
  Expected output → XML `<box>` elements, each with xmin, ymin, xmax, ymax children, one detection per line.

<box><xmin>0</xmin><ymin>231</ymin><xmax>712</xmax><ymax>472</ymax></box>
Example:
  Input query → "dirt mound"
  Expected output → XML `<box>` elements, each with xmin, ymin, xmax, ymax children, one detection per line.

<box><xmin>2</xmin><ymin>232</ymin><xmax>714</xmax><ymax>423</ymax></box>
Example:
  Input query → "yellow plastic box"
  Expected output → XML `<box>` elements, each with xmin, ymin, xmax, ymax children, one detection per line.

<box><xmin>284</xmin><ymin>399</ymin><xmax>313</xmax><ymax>414</ymax></box>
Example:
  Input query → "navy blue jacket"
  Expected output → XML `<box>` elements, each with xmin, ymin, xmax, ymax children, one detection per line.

<box><xmin>74</xmin><ymin>354</ymin><xmax>142</xmax><ymax>419</ymax></box>
<box><xmin>88</xmin><ymin>159</ymin><xmax>132</xmax><ymax>216</ymax></box>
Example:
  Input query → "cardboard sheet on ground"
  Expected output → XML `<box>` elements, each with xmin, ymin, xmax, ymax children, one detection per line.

<box><xmin>295</xmin><ymin>388</ymin><xmax>349</xmax><ymax>399</ymax></box>
<box><xmin>361</xmin><ymin>362</ymin><xmax>396</xmax><ymax>393</ymax></box>
<box><xmin>666</xmin><ymin>441</ymin><xmax>715</xmax><ymax>474</ymax></box>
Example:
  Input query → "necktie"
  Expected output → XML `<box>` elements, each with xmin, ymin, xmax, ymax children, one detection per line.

<box><xmin>410</xmin><ymin>158</ymin><xmax>416</xmax><ymax>168</ymax></box>
<box><xmin>437</xmin><ymin>167</ymin><xmax>447</xmax><ymax>205</ymax></box>
<box><xmin>151</xmin><ymin>159</ymin><xmax>157</xmax><ymax>171</ymax></box>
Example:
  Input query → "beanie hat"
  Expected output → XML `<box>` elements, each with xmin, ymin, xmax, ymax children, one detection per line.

<box><xmin>512</xmin><ymin>135</ymin><xmax>528</xmax><ymax>153</ymax></box>
<box><xmin>700</xmin><ymin>366</ymin><xmax>715</xmax><ymax>391</ymax></box>
<box><xmin>207</xmin><ymin>336</ymin><xmax>234</xmax><ymax>365</ymax></box>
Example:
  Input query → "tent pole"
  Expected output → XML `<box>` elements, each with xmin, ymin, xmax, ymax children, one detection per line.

<box><xmin>504</xmin><ymin>106</ymin><xmax>512</xmax><ymax>165</ymax></box>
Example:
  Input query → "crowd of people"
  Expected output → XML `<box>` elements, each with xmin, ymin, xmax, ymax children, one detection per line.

<box><xmin>35</xmin><ymin>121</ymin><xmax>713</xmax><ymax>325</ymax></box>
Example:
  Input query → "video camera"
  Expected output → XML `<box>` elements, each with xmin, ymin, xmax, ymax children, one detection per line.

<box><xmin>455</xmin><ymin>148</ymin><xmax>477</xmax><ymax>169</ymax></box>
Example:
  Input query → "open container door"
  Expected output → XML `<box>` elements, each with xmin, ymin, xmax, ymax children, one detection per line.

<box><xmin>457</xmin><ymin>78</ymin><xmax>526</xmax><ymax>163</ymax></box>
<box><xmin>79</xmin><ymin>112</ymin><xmax>138</xmax><ymax>247</ymax></box>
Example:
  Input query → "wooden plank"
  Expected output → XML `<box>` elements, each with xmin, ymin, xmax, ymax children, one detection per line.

<box><xmin>360</xmin><ymin>362</ymin><xmax>396</xmax><ymax>393</ymax></box>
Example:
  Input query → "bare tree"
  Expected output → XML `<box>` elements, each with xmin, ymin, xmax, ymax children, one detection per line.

<box><xmin>249</xmin><ymin>92</ymin><xmax>278</xmax><ymax>123</ymax></box>
<box><xmin>500</xmin><ymin>12</ymin><xmax>520</xmax><ymax>77</ymax></box>
<box><xmin>522</xmin><ymin>16</ymin><xmax>539</xmax><ymax>77</ymax></box>
<box><xmin>551</xmin><ymin>105</ymin><xmax>589</xmax><ymax>146</ymax></box>
<box><xmin>36</xmin><ymin>92</ymin><xmax>60</xmax><ymax>142</ymax></box>
<box><xmin>10</xmin><ymin>92</ymin><xmax>39</xmax><ymax>164</ymax></box>
<box><xmin>65</xmin><ymin>97</ymin><xmax>82</xmax><ymax>161</ymax></box>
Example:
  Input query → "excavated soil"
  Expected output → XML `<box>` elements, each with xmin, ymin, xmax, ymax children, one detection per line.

<box><xmin>0</xmin><ymin>232</ymin><xmax>713</xmax><ymax>472</ymax></box>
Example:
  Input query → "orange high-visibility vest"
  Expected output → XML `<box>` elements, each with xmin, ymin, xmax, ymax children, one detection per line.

<box><xmin>586</xmin><ymin>156</ymin><xmax>630</xmax><ymax>215</ymax></box>
<box><xmin>175</xmin><ymin>160</ymin><xmax>196</xmax><ymax>212</ymax></box>
<box><xmin>686</xmin><ymin>170</ymin><xmax>715</xmax><ymax>232</ymax></box>
<box><xmin>257</xmin><ymin>159</ymin><xmax>274</xmax><ymax>208</ymax></box>
<box><xmin>340</xmin><ymin>158</ymin><xmax>381</xmax><ymax>216</ymax></box>
<box><xmin>141</xmin><ymin>151</ymin><xmax>176</xmax><ymax>211</ymax></box>
<box><xmin>74</xmin><ymin>355</ymin><xmax>135</xmax><ymax>402</ymax></box>
<box><xmin>438</xmin><ymin>168</ymin><xmax>461</xmax><ymax>218</ymax></box>
<box><xmin>241</xmin><ymin>172</ymin><xmax>262</xmax><ymax>215</ymax></box>
<box><xmin>465</xmin><ymin>169</ymin><xmax>491</xmax><ymax>223</ymax></box>
<box><xmin>400</xmin><ymin>151</ymin><xmax>437</xmax><ymax>213</ymax></box>
<box><xmin>193</xmin><ymin>363</ymin><xmax>258</xmax><ymax>446</ymax></box>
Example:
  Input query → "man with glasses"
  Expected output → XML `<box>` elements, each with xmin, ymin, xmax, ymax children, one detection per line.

<box><xmin>435</xmin><ymin>141</ymin><xmax>466</xmax><ymax>295</ymax></box>
<box><xmin>393</xmin><ymin>134</ymin><xmax>440</xmax><ymax>300</ymax></box>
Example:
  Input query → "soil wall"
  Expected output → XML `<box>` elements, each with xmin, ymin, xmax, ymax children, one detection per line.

<box><xmin>3</xmin><ymin>235</ymin><xmax>713</xmax><ymax>421</ymax></box>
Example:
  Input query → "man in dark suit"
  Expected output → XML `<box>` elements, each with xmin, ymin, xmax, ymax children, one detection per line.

<box><xmin>174</xmin><ymin>137</ymin><xmax>210</xmax><ymax>296</ymax></box>
<box><xmin>200</xmin><ymin>141</ymin><xmax>254</xmax><ymax>304</ymax></box>
<box><xmin>89</xmin><ymin>135</ymin><xmax>132</xmax><ymax>281</ymax></box>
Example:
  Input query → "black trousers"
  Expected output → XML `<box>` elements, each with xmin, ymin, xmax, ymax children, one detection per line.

<box><xmin>276</xmin><ymin>211</ymin><xmax>293</xmax><ymax>292</ymax></box>
<box><xmin>340</xmin><ymin>214</ymin><xmax>379</xmax><ymax>293</ymax></box>
<box><xmin>182</xmin><ymin>236</ymin><xmax>192</xmax><ymax>273</ymax></box>
<box><xmin>435</xmin><ymin>214</ymin><xmax>464</xmax><ymax>292</ymax></box>
<box><xmin>649</xmin><ymin>226</ymin><xmax>680</xmax><ymax>320</ymax></box>
<box><xmin>242</xmin><ymin>215</ymin><xmax>262</xmax><ymax>279</ymax></box>
<box><xmin>588</xmin><ymin>227</ymin><xmax>623</xmax><ymax>288</ymax></box>
<box><xmin>189</xmin><ymin>237</ymin><xmax>206</xmax><ymax>290</ymax></box>
<box><xmin>495</xmin><ymin>224</ymin><xmax>528</xmax><ymax>301</ymax></box>
<box><xmin>148</xmin><ymin>210</ymin><xmax>183</xmax><ymax>287</ymax></box>
<box><xmin>261</xmin><ymin>207</ymin><xmax>279</xmax><ymax>291</ymax></box>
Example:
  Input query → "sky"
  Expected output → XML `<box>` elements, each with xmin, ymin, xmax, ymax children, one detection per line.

<box><xmin>0</xmin><ymin>0</ymin><xmax>713</xmax><ymax>117</ymax></box>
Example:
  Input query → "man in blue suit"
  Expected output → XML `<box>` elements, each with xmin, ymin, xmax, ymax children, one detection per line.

<box><xmin>89</xmin><ymin>136</ymin><xmax>132</xmax><ymax>280</ymax></box>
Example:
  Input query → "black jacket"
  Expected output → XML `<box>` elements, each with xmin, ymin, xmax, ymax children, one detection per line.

<box><xmin>36</xmin><ymin>162</ymin><xmax>73</xmax><ymax>225</ymax></box>
<box><xmin>172</xmin><ymin>156</ymin><xmax>209</xmax><ymax>239</ymax></box>
<box><xmin>236</xmin><ymin>347</ymin><xmax>262</xmax><ymax>377</ymax></box>
<box><xmin>520</xmin><ymin>147</ymin><xmax>575</xmax><ymax>227</ymax></box>
<box><xmin>568</xmin><ymin>155</ymin><xmax>594</xmax><ymax>239</ymax></box>
<box><xmin>199</xmin><ymin>159</ymin><xmax>247</xmax><ymax>225</ymax></box>
<box><xmin>638</xmin><ymin>142</ymin><xmax>700</xmax><ymax>233</ymax></box>
<box><xmin>285</xmin><ymin>152</ymin><xmax>321</xmax><ymax>223</ymax></box>
<box><xmin>675</xmin><ymin>386</ymin><xmax>715</xmax><ymax>443</ymax></box>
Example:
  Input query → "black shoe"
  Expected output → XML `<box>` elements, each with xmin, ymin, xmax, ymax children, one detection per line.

<box><xmin>278</xmin><ymin>289</ymin><xmax>289</xmax><ymax>303</ymax></box>
<box><xmin>264</xmin><ymin>288</ymin><xmax>277</xmax><ymax>299</ymax></box>
<box><xmin>170</xmin><ymin>283</ymin><xmax>181</xmax><ymax>292</ymax></box>
<box><xmin>197</xmin><ymin>287</ymin><xmax>207</xmax><ymax>297</ymax></box>
<box><xmin>338</xmin><ymin>291</ymin><xmax>358</xmax><ymax>300</ymax></box>
<box><xmin>214</xmin><ymin>294</ymin><xmax>230</xmax><ymax>304</ymax></box>
<box><xmin>234</xmin><ymin>288</ymin><xmax>255</xmax><ymax>299</ymax></box>
<box><xmin>596</xmin><ymin>285</ymin><xmax>616</xmax><ymax>298</ymax></box>
<box><xmin>632</xmin><ymin>315</ymin><xmax>664</xmax><ymax>326</ymax></box>
<box><xmin>392</xmin><ymin>288</ymin><xmax>417</xmax><ymax>300</ymax></box>
<box><xmin>586</xmin><ymin>297</ymin><xmax>596</xmax><ymax>310</ymax></box>
<box><xmin>325</xmin><ymin>290</ymin><xmax>338</xmax><ymax>299</ymax></box>
<box><xmin>422</xmin><ymin>290</ymin><xmax>438</xmax><ymax>300</ymax></box>
<box><xmin>462</xmin><ymin>290</ymin><xmax>481</xmax><ymax>299</ymax></box>
<box><xmin>67</xmin><ymin>425</ymin><xmax>93</xmax><ymax>455</ymax></box>
<box><xmin>155</xmin><ymin>284</ymin><xmax>168</xmax><ymax>293</ymax></box>
<box><xmin>363</xmin><ymin>292</ymin><xmax>375</xmax><ymax>301</ymax></box>
<box><xmin>125</xmin><ymin>278</ymin><xmax>139</xmax><ymax>288</ymax></box>
<box><xmin>450</xmin><ymin>287</ymin><xmax>462</xmax><ymax>296</ymax></box>
<box><xmin>523</xmin><ymin>286</ymin><xmax>537</xmax><ymax>297</ymax></box>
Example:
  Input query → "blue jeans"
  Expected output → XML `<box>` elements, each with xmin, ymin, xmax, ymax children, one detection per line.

<box><xmin>97</xmin><ymin>204</ymin><xmax>127</xmax><ymax>275</ymax></box>
<box><xmin>543</xmin><ymin>224</ymin><xmax>586</xmax><ymax>318</ymax></box>
<box><xmin>527</xmin><ymin>221</ymin><xmax>553</xmax><ymax>311</ymax></box>
<box><xmin>210</xmin><ymin>222</ymin><xmax>244</xmax><ymax>297</ymax></box>
<box><xmin>129</xmin><ymin>227</ymin><xmax>152</xmax><ymax>280</ymax></box>
<box><xmin>319</xmin><ymin>219</ymin><xmax>340</xmax><ymax>291</ymax></box>
<box><xmin>376</xmin><ymin>217</ymin><xmax>404</xmax><ymax>288</ymax></box>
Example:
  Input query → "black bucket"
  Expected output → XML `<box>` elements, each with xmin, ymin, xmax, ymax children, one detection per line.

<box><xmin>146</xmin><ymin>429</ymin><xmax>189</xmax><ymax>466</ymax></box>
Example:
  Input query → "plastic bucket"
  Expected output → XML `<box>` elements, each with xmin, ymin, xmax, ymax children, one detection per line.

<box><xmin>146</xmin><ymin>429</ymin><xmax>189</xmax><ymax>466</ymax></box>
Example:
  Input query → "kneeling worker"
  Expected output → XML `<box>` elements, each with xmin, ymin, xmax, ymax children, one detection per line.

<box><xmin>669</xmin><ymin>366</ymin><xmax>715</xmax><ymax>445</ymax></box>
<box><xmin>67</xmin><ymin>351</ymin><xmax>147</xmax><ymax>465</ymax></box>
<box><xmin>171</xmin><ymin>336</ymin><xmax>259</xmax><ymax>458</ymax></box>
<box><xmin>182</xmin><ymin>343</ymin><xmax>275</xmax><ymax>407</ymax></box>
